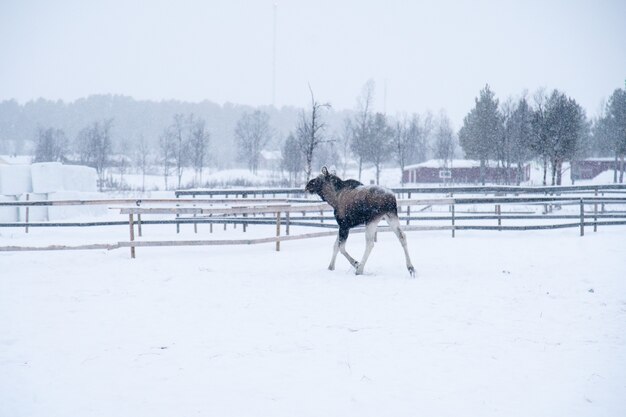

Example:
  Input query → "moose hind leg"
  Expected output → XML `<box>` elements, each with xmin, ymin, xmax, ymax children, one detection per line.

<box><xmin>355</xmin><ymin>218</ymin><xmax>380</xmax><ymax>275</ymax></box>
<box><xmin>386</xmin><ymin>214</ymin><xmax>416</xmax><ymax>277</ymax></box>
<box><xmin>337</xmin><ymin>226</ymin><xmax>359</xmax><ymax>269</ymax></box>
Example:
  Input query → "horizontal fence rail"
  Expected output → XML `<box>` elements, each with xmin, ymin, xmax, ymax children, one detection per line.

<box><xmin>1</xmin><ymin>185</ymin><xmax>626</xmax><ymax>256</ymax></box>
<box><xmin>175</xmin><ymin>184</ymin><xmax>626</xmax><ymax>198</ymax></box>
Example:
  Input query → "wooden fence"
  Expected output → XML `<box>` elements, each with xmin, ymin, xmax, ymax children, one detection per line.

<box><xmin>1</xmin><ymin>186</ymin><xmax>626</xmax><ymax>257</ymax></box>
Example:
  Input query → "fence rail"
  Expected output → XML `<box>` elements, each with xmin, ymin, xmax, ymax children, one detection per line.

<box><xmin>175</xmin><ymin>184</ymin><xmax>626</xmax><ymax>198</ymax></box>
<box><xmin>2</xmin><ymin>185</ymin><xmax>626</xmax><ymax>256</ymax></box>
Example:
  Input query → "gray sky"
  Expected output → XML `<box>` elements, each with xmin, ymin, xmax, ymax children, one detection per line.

<box><xmin>1</xmin><ymin>0</ymin><xmax>624</xmax><ymax>127</ymax></box>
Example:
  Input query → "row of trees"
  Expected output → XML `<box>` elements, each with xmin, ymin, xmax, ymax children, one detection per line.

<box><xmin>32</xmin><ymin>85</ymin><xmax>625</xmax><ymax>190</ymax></box>
<box><xmin>34</xmin><ymin>120</ymin><xmax>113</xmax><ymax>190</ymax></box>
<box><xmin>277</xmin><ymin>81</ymin><xmax>456</xmax><ymax>186</ymax></box>
<box><xmin>158</xmin><ymin>114</ymin><xmax>210</xmax><ymax>189</ymax></box>
<box><xmin>459</xmin><ymin>85</ymin><xmax>625</xmax><ymax>185</ymax></box>
<box><xmin>33</xmin><ymin>113</ymin><xmax>211</xmax><ymax>191</ymax></box>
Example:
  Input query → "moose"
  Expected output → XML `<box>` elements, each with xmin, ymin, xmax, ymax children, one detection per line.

<box><xmin>305</xmin><ymin>167</ymin><xmax>415</xmax><ymax>277</ymax></box>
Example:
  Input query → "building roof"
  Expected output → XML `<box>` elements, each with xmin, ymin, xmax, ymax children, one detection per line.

<box><xmin>405</xmin><ymin>159</ymin><xmax>493</xmax><ymax>170</ymax></box>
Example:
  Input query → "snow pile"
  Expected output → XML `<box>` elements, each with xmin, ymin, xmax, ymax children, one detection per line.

<box><xmin>0</xmin><ymin>164</ymin><xmax>33</xmax><ymax>195</ymax></box>
<box><xmin>31</xmin><ymin>162</ymin><xmax>67</xmax><ymax>193</ymax></box>
<box><xmin>1</xmin><ymin>228</ymin><xmax>625</xmax><ymax>416</ymax></box>
<box><xmin>0</xmin><ymin>195</ymin><xmax>18</xmax><ymax>222</ymax></box>
<box><xmin>61</xmin><ymin>165</ymin><xmax>98</xmax><ymax>192</ymax></box>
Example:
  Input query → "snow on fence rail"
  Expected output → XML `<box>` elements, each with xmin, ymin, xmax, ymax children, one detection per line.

<box><xmin>1</xmin><ymin>185</ymin><xmax>626</xmax><ymax>257</ymax></box>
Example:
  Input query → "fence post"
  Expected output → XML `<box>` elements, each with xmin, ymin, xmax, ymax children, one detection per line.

<box><xmin>496</xmin><ymin>204</ymin><xmax>501</xmax><ymax>231</ymax></box>
<box><xmin>451</xmin><ymin>202</ymin><xmax>456</xmax><ymax>238</ymax></box>
<box><xmin>579</xmin><ymin>198</ymin><xmax>584</xmax><ymax>237</ymax></box>
<box><xmin>406</xmin><ymin>191</ymin><xmax>411</xmax><ymax>225</ymax></box>
<box><xmin>193</xmin><ymin>194</ymin><xmax>197</xmax><ymax>234</ymax></box>
<box><xmin>176</xmin><ymin>212</ymin><xmax>180</xmax><ymax>233</ymax></box>
<box><xmin>286</xmin><ymin>211</ymin><xmax>290</xmax><ymax>236</ymax></box>
<box><xmin>594</xmin><ymin>189</ymin><xmax>598</xmax><ymax>232</ymax></box>
<box><xmin>129</xmin><ymin>213</ymin><xmax>136</xmax><ymax>258</ymax></box>
<box><xmin>25</xmin><ymin>193</ymin><xmax>30</xmax><ymax>234</ymax></box>
<box><xmin>242</xmin><ymin>194</ymin><xmax>247</xmax><ymax>232</ymax></box>
<box><xmin>275</xmin><ymin>211</ymin><xmax>281</xmax><ymax>252</ymax></box>
<box><xmin>137</xmin><ymin>213</ymin><xmax>143</xmax><ymax>237</ymax></box>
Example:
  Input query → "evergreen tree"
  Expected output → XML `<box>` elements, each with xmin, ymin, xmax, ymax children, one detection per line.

<box><xmin>598</xmin><ymin>89</ymin><xmax>626</xmax><ymax>182</ymax></box>
<box><xmin>458</xmin><ymin>84</ymin><xmax>503</xmax><ymax>184</ymax></box>
<box><xmin>543</xmin><ymin>90</ymin><xmax>587</xmax><ymax>185</ymax></box>
<box><xmin>507</xmin><ymin>98</ymin><xmax>534</xmax><ymax>184</ymax></box>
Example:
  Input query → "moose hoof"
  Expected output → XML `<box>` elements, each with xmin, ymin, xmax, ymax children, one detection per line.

<box><xmin>408</xmin><ymin>266</ymin><xmax>416</xmax><ymax>278</ymax></box>
<box><xmin>328</xmin><ymin>265</ymin><xmax>335</xmax><ymax>271</ymax></box>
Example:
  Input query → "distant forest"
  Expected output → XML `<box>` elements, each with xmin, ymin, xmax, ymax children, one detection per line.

<box><xmin>0</xmin><ymin>94</ymin><xmax>351</xmax><ymax>167</ymax></box>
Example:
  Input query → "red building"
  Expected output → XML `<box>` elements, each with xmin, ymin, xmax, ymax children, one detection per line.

<box><xmin>403</xmin><ymin>160</ymin><xmax>530</xmax><ymax>184</ymax></box>
<box><xmin>571</xmin><ymin>158</ymin><xmax>621</xmax><ymax>180</ymax></box>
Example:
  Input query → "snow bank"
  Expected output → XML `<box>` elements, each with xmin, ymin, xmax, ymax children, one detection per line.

<box><xmin>0</xmin><ymin>164</ymin><xmax>33</xmax><ymax>195</ymax></box>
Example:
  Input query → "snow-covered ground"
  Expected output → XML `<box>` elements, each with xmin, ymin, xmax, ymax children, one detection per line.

<box><xmin>1</xmin><ymin>226</ymin><xmax>625</xmax><ymax>417</ymax></box>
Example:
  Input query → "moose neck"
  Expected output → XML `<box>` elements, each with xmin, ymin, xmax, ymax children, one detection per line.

<box><xmin>319</xmin><ymin>182</ymin><xmax>340</xmax><ymax>209</ymax></box>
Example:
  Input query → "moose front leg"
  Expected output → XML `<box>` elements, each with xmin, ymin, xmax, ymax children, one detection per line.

<box><xmin>329</xmin><ymin>226</ymin><xmax>358</xmax><ymax>270</ymax></box>
<box><xmin>328</xmin><ymin>234</ymin><xmax>341</xmax><ymax>270</ymax></box>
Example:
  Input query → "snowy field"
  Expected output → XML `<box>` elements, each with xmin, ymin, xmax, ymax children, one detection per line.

<box><xmin>1</xmin><ymin>225</ymin><xmax>626</xmax><ymax>417</ymax></box>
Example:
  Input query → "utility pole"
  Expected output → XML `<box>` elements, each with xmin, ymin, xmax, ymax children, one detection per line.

<box><xmin>272</xmin><ymin>3</ymin><xmax>277</xmax><ymax>107</ymax></box>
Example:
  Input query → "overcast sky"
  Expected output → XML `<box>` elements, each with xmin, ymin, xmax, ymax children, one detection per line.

<box><xmin>1</xmin><ymin>0</ymin><xmax>624</xmax><ymax>127</ymax></box>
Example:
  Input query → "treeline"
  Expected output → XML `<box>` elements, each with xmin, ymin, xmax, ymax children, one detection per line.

<box><xmin>3</xmin><ymin>84</ymin><xmax>625</xmax><ymax>189</ymax></box>
<box><xmin>280</xmin><ymin>82</ymin><xmax>626</xmax><ymax>186</ymax></box>
<box><xmin>458</xmin><ymin>85</ymin><xmax>626</xmax><ymax>185</ymax></box>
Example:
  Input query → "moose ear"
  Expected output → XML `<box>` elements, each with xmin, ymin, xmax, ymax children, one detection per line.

<box><xmin>321</xmin><ymin>166</ymin><xmax>329</xmax><ymax>176</ymax></box>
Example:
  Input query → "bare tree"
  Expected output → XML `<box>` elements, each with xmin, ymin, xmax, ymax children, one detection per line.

<box><xmin>134</xmin><ymin>135</ymin><xmax>151</xmax><ymax>192</ymax></box>
<box><xmin>171</xmin><ymin>114</ymin><xmax>189</xmax><ymax>189</ymax></box>
<box><xmin>393</xmin><ymin>113</ymin><xmax>428</xmax><ymax>185</ymax></box>
<box><xmin>34</xmin><ymin>127</ymin><xmax>68</xmax><ymax>162</ymax></box>
<box><xmin>297</xmin><ymin>87</ymin><xmax>331</xmax><ymax>181</ymax></box>
<box><xmin>159</xmin><ymin>128</ymin><xmax>175</xmax><ymax>190</ymax></box>
<box><xmin>367</xmin><ymin>112</ymin><xmax>393</xmax><ymax>185</ymax></box>
<box><xmin>76</xmin><ymin>119</ymin><xmax>113</xmax><ymax>191</ymax></box>
<box><xmin>234</xmin><ymin>110</ymin><xmax>272</xmax><ymax>174</ymax></box>
<box><xmin>339</xmin><ymin>119</ymin><xmax>353</xmax><ymax>178</ymax></box>
<box><xmin>281</xmin><ymin>133</ymin><xmax>302</xmax><ymax>186</ymax></box>
<box><xmin>433</xmin><ymin>111</ymin><xmax>457</xmax><ymax>169</ymax></box>
<box><xmin>350</xmin><ymin>80</ymin><xmax>375</xmax><ymax>181</ymax></box>
<box><xmin>188</xmin><ymin>117</ymin><xmax>210</xmax><ymax>186</ymax></box>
